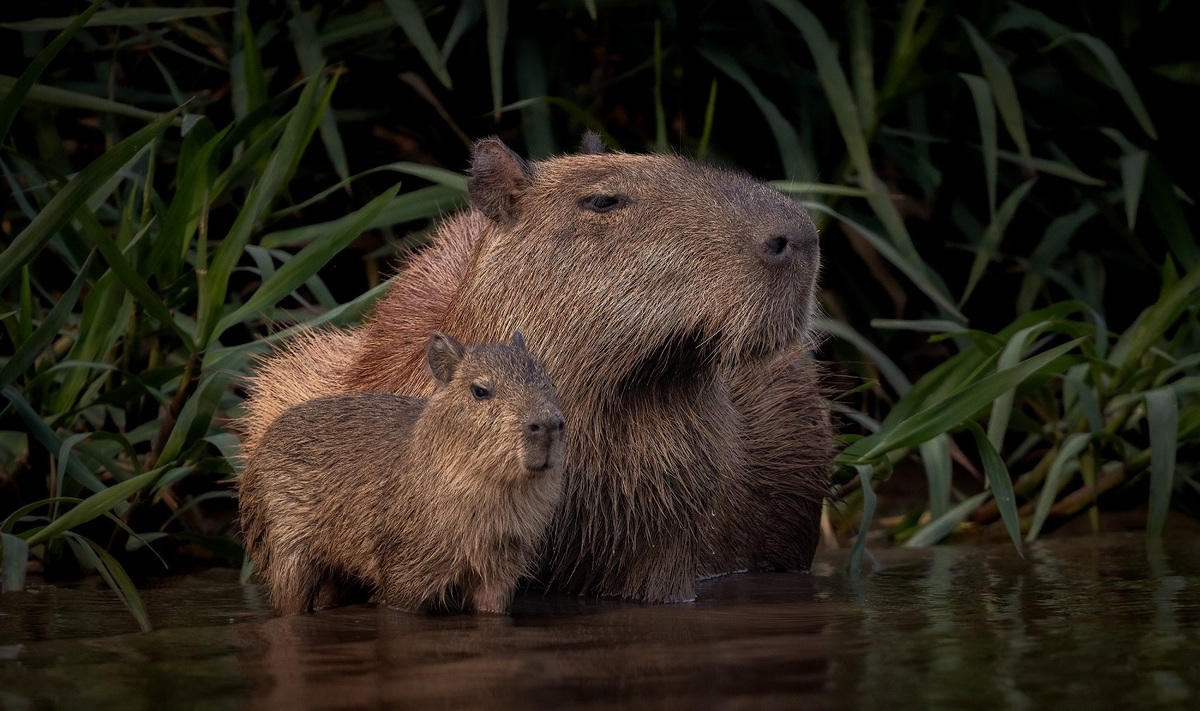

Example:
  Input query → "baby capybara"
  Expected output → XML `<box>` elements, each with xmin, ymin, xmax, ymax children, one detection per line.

<box><xmin>238</xmin><ymin>332</ymin><xmax>565</xmax><ymax>615</ymax></box>
<box><xmin>242</xmin><ymin>135</ymin><xmax>834</xmax><ymax>603</ymax></box>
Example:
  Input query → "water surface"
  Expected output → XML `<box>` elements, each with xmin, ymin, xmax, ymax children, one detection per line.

<box><xmin>2</xmin><ymin>533</ymin><xmax>1197</xmax><ymax>710</ymax></box>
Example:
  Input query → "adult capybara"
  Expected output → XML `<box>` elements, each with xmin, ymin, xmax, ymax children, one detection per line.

<box><xmin>239</xmin><ymin>332</ymin><xmax>565</xmax><ymax>615</ymax></box>
<box><xmin>242</xmin><ymin>135</ymin><xmax>834</xmax><ymax>603</ymax></box>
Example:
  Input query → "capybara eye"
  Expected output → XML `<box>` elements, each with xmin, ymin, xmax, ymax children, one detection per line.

<box><xmin>581</xmin><ymin>195</ymin><xmax>628</xmax><ymax>212</ymax></box>
<box><xmin>471</xmin><ymin>383</ymin><xmax>492</xmax><ymax>400</ymax></box>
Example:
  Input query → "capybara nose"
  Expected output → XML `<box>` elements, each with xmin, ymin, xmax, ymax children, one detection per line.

<box><xmin>757</xmin><ymin>225</ymin><xmax>818</xmax><ymax>266</ymax></box>
<box><xmin>526</xmin><ymin>415</ymin><xmax>565</xmax><ymax>440</ymax></box>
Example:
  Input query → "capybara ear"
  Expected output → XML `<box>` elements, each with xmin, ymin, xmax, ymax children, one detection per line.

<box><xmin>579</xmin><ymin>130</ymin><xmax>605</xmax><ymax>155</ymax></box>
<box><xmin>511</xmin><ymin>330</ymin><xmax>527</xmax><ymax>351</ymax></box>
<box><xmin>426</xmin><ymin>331</ymin><xmax>466</xmax><ymax>384</ymax></box>
<box><xmin>469</xmin><ymin>138</ymin><xmax>532</xmax><ymax>223</ymax></box>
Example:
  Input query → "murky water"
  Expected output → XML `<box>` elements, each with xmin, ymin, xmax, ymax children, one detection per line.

<box><xmin>2</xmin><ymin>533</ymin><xmax>1197</xmax><ymax>710</ymax></box>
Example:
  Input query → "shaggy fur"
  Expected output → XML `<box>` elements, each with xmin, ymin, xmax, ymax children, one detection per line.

<box><xmin>238</xmin><ymin>334</ymin><xmax>565</xmax><ymax>615</ymax></box>
<box><xmin>240</xmin><ymin>138</ymin><xmax>835</xmax><ymax>603</ymax></box>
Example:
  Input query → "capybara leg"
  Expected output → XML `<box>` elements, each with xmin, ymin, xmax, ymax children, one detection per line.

<box><xmin>469</xmin><ymin>581</ymin><xmax>513</xmax><ymax>615</ymax></box>
<box><xmin>269</xmin><ymin>555</ymin><xmax>318</xmax><ymax>616</ymax></box>
<box><xmin>313</xmin><ymin>576</ymin><xmax>347</xmax><ymax>610</ymax></box>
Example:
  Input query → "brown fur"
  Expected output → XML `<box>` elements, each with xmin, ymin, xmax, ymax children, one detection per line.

<box><xmin>240</xmin><ymin>138</ymin><xmax>835</xmax><ymax>603</ymax></box>
<box><xmin>238</xmin><ymin>333</ymin><xmax>565</xmax><ymax>615</ymax></box>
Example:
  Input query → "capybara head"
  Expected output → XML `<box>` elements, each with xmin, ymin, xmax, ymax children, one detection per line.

<box><xmin>422</xmin><ymin>330</ymin><xmax>565</xmax><ymax>477</ymax></box>
<box><xmin>457</xmin><ymin>137</ymin><xmax>821</xmax><ymax>398</ymax></box>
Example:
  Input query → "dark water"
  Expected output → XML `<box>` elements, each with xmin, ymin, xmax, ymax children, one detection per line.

<box><xmin>2</xmin><ymin>533</ymin><xmax>1197</xmax><ymax>710</ymax></box>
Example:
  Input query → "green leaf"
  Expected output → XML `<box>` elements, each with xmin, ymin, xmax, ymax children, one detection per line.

<box><xmin>960</xmin><ymin>178</ymin><xmax>1036</xmax><ymax>306</ymax></box>
<box><xmin>217</xmin><ymin>183</ymin><xmax>400</xmax><ymax>335</ymax></box>
<box><xmin>700</xmin><ymin>48</ymin><xmax>813</xmax><ymax>182</ymax></box>
<box><xmin>841</xmin><ymin>338</ymin><xmax>1084</xmax><ymax>463</ymax></box>
<box><xmin>1</xmin><ymin>386</ymin><xmax>107</xmax><ymax>495</ymax></box>
<box><xmin>1</xmin><ymin>532</ymin><xmax>29</xmax><ymax>593</ymax></box>
<box><xmin>846</xmin><ymin>466</ymin><xmax>877</xmax><ymax>575</ymax></box>
<box><xmin>383</xmin><ymin>0</ymin><xmax>452</xmax><ymax>88</ymax></box>
<box><xmin>1120</xmin><ymin>150</ymin><xmax>1147</xmax><ymax>232</ymax></box>
<box><xmin>288</xmin><ymin>2</ymin><xmax>350</xmax><ymax>183</ymax></box>
<box><xmin>965</xmin><ymin>421</ymin><xmax>1022</xmax><ymax>555</ymax></box>
<box><xmin>1055</xmin><ymin>32</ymin><xmax>1157</xmax><ymax>141</ymax></box>
<box><xmin>985</xmin><ymin>319</ymin><xmax>1060</xmax><ymax>452</ymax></box>
<box><xmin>903</xmin><ymin>492</ymin><xmax>990</xmax><ymax>547</ymax></box>
<box><xmin>0</xmin><ymin>253</ymin><xmax>95</xmax><ymax>391</ymax></box>
<box><xmin>818</xmin><ymin>317</ymin><xmax>911</xmax><ymax>395</ymax></box>
<box><xmin>63</xmin><ymin>532</ymin><xmax>151</xmax><ymax>632</ymax></box>
<box><xmin>919</xmin><ymin>435</ymin><xmax>952</xmax><ymax>518</ymax></box>
<box><xmin>0</xmin><ymin>0</ymin><xmax>104</xmax><ymax>141</ymax></box>
<box><xmin>1026</xmin><ymin>433</ymin><xmax>1091</xmax><ymax>542</ymax></box>
<box><xmin>1145</xmin><ymin>388</ymin><xmax>1178</xmax><ymax>538</ymax></box>
<box><xmin>0</xmin><ymin>106</ymin><xmax>181</xmax><ymax>290</ymax></box>
<box><xmin>960</xmin><ymin>18</ymin><xmax>1030</xmax><ymax>164</ymax></box>
<box><xmin>0</xmin><ymin>6</ymin><xmax>229</xmax><ymax>31</ymax></box>
<box><xmin>23</xmin><ymin>469</ymin><xmax>160</xmax><ymax>547</ymax></box>
<box><xmin>1111</xmin><ymin>259</ymin><xmax>1200</xmax><ymax>384</ymax></box>
<box><xmin>959</xmin><ymin>73</ymin><xmax>998</xmax><ymax>216</ymax></box>
<box><xmin>485</xmin><ymin>0</ymin><xmax>509</xmax><ymax>120</ymax></box>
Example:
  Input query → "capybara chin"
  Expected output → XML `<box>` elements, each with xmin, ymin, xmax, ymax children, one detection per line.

<box><xmin>238</xmin><ymin>332</ymin><xmax>565</xmax><ymax>616</ymax></box>
<box><xmin>242</xmin><ymin>134</ymin><xmax>835</xmax><ymax>603</ymax></box>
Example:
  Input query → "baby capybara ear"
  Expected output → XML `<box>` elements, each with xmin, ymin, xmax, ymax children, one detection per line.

<box><xmin>579</xmin><ymin>130</ymin><xmax>605</xmax><ymax>155</ymax></box>
<box><xmin>511</xmin><ymin>330</ymin><xmax>527</xmax><ymax>352</ymax></box>
<box><xmin>469</xmin><ymin>138</ymin><xmax>532</xmax><ymax>223</ymax></box>
<box><xmin>426</xmin><ymin>332</ymin><xmax>466</xmax><ymax>384</ymax></box>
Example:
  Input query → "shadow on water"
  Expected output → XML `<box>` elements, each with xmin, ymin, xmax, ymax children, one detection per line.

<box><xmin>2</xmin><ymin>532</ymin><xmax>1198</xmax><ymax>710</ymax></box>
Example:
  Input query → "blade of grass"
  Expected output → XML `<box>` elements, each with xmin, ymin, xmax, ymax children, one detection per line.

<box><xmin>965</xmin><ymin>420</ymin><xmax>1022</xmax><ymax>554</ymax></box>
<box><xmin>0</xmin><ymin>106</ymin><xmax>181</xmax><ymax>290</ymax></box>
<box><xmin>484</xmin><ymin>0</ymin><xmax>509</xmax><ymax>120</ymax></box>
<box><xmin>959</xmin><ymin>73</ymin><xmax>998</xmax><ymax>216</ymax></box>
<box><xmin>0</xmin><ymin>0</ymin><xmax>104</xmax><ymax>141</ymax></box>
<box><xmin>961</xmin><ymin>178</ymin><xmax>1036</xmax><ymax>306</ymax></box>
<box><xmin>903</xmin><ymin>491</ymin><xmax>991</xmax><ymax>547</ymax></box>
<box><xmin>1026</xmin><ymin>432</ymin><xmax>1090</xmax><ymax>541</ymax></box>
<box><xmin>217</xmin><ymin>183</ymin><xmax>400</xmax><ymax>334</ymax></box>
<box><xmin>63</xmin><ymin>532</ymin><xmax>151</xmax><ymax>632</ymax></box>
<box><xmin>960</xmin><ymin>18</ymin><xmax>1030</xmax><ymax>164</ymax></box>
<box><xmin>0</xmin><ymin>253</ymin><xmax>95</xmax><ymax>390</ymax></box>
<box><xmin>0</xmin><ymin>7</ymin><xmax>229</xmax><ymax>31</ymax></box>
<box><xmin>919</xmin><ymin>435</ymin><xmax>952</xmax><ymax>518</ymax></box>
<box><xmin>846</xmin><ymin>465</ymin><xmax>877</xmax><ymax>575</ymax></box>
<box><xmin>2</xmin><ymin>386</ymin><xmax>108</xmax><ymax>494</ymax></box>
<box><xmin>383</xmin><ymin>0</ymin><xmax>452</xmax><ymax>88</ymax></box>
<box><xmin>1145</xmin><ymin>387</ymin><xmax>1178</xmax><ymax>537</ymax></box>
<box><xmin>841</xmin><ymin>338</ymin><xmax>1084</xmax><ymax>463</ymax></box>
<box><xmin>1</xmin><ymin>532</ymin><xmax>29</xmax><ymax>592</ymax></box>
<box><xmin>22</xmin><ymin>469</ymin><xmax>160</xmax><ymax>547</ymax></box>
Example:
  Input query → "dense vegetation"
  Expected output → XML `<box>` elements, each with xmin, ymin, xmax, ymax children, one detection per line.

<box><xmin>2</xmin><ymin>0</ymin><xmax>1197</xmax><ymax>628</ymax></box>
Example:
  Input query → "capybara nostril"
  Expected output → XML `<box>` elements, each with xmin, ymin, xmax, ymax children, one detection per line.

<box><xmin>527</xmin><ymin>422</ymin><xmax>543</xmax><ymax>434</ymax></box>
<box><xmin>758</xmin><ymin>227</ymin><xmax>817</xmax><ymax>265</ymax></box>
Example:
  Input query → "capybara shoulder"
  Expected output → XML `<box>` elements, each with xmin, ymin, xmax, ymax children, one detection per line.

<box><xmin>238</xmin><ymin>331</ymin><xmax>565</xmax><ymax>615</ymax></box>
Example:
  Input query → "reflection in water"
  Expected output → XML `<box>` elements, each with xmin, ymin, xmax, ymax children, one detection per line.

<box><xmin>1</xmin><ymin>533</ymin><xmax>1197</xmax><ymax>709</ymax></box>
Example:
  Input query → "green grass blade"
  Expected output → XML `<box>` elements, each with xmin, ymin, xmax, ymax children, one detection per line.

<box><xmin>484</xmin><ymin>0</ymin><xmax>509</xmax><ymax>120</ymax></box>
<box><xmin>2</xmin><ymin>386</ymin><xmax>107</xmax><ymax>494</ymax></box>
<box><xmin>965</xmin><ymin>420</ymin><xmax>1022</xmax><ymax>555</ymax></box>
<box><xmin>700</xmin><ymin>48</ymin><xmax>811</xmax><ymax>181</ymax></box>
<box><xmin>697</xmin><ymin>79</ymin><xmax>718</xmax><ymax>159</ymax></box>
<box><xmin>961</xmin><ymin>178</ymin><xmax>1036</xmax><ymax>306</ymax></box>
<box><xmin>918</xmin><ymin>435</ymin><xmax>952</xmax><ymax>519</ymax></box>
<box><xmin>288</xmin><ymin>3</ymin><xmax>350</xmax><ymax>183</ymax></box>
<box><xmin>841</xmin><ymin>338</ymin><xmax>1084</xmax><ymax>463</ymax></box>
<box><xmin>1026</xmin><ymin>433</ymin><xmax>1091</xmax><ymax>542</ymax></box>
<box><xmin>846</xmin><ymin>465</ymin><xmax>877</xmax><ymax>575</ymax></box>
<box><xmin>1</xmin><ymin>532</ymin><xmax>29</xmax><ymax>592</ymax></box>
<box><xmin>818</xmin><ymin>317</ymin><xmax>911</xmax><ymax>395</ymax></box>
<box><xmin>383</xmin><ymin>0</ymin><xmax>452</xmax><ymax>88</ymax></box>
<box><xmin>22</xmin><ymin>469</ymin><xmax>159</xmax><ymax>547</ymax></box>
<box><xmin>985</xmin><ymin>319</ymin><xmax>1058</xmax><ymax>452</ymax></box>
<box><xmin>1143</xmin><ymin>157</ymin><xmax>1199</xmax><ymax>270</ymax></box>
<box><xmin>0</xmin><ymin>106</ymin><xmax>181</xmax><ymax>290</ymax></box>
<box><xmin>63</xmin><ymin>532</ymin><xmax>151</xmax><ymax>632</ymax></box>
<box><xmin>903</xmin><ymin>491</ymin><xmax>990</xmax><ymax>547</ymax></box>
<box><xmin>959</xmin><ymin>73</ymin><xmax>998</xmax><ymax>216</ymax></box>
<box><xmin>1145</xmin><ymin>387</ymin><xmax>1178</xmax><ymax>538</ymax></box>
<box><xmin>1111</xmin><ymin>259</ymin><xmax>1200</xmax><ymax>383</ymax></box>
<box><xmin>217</xmin><ymin>183</ymin><xmax>400</xmax><ymax>335</ymax></box>
<box><xmin>0</xmin><ymin>6</ymin><xmax>229</xmax><ymax>31</ymax></box>
<box><xmin>1120</xmin><ymin>150</ymin><xmax>1147</xmax><ymax>231</ymax></box>
<box><xmin>154</xmin><ymin>369</ymin><xmax>235</xmax><ymax>467</ymax></box>
<box><xmin>0</xmin><ymin>253</ymin><xmax>94</xmax><ymax>391</ymax></box>
<box><xmin>1059</xmin><ymin>32</ymin><xmax>1157</xmax><ymax>140</ymax></box>
<box><xmin>0</xmin><ymin>0</ymin><xmax>103</xmax><ymax>141</ymax></box>
<box><xmin>847</xmin><ymin>0</ymin><xmax>876</xmax><ymax>128</ymax></box>
<box><xmin>960</xmin><ymin>18</ymin><xmax>1030</xmax><ymax>164</ymax></box>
